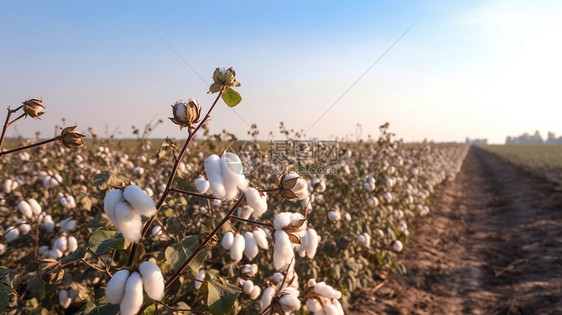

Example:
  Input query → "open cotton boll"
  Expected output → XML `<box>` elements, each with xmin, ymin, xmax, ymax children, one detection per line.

<box><xmin>114</xmin><ymin>202</ymin><xmax>142</xmax><ymax>243</ymax></box>
<box><xmin>47</xmin><ymin>249</ymin><xmax>59</xmax><ymax>259</ymax></box>
<box><xmin>27</xmin><ymin>199</ymin><xmax>42</xmax><ymax>216</ymax></box>
<box><xmin>324</xmin><ymin>303</ymin><xmax>339</xmax><ymax>315</ymax></box>
<box><xmin>4</xmin><ymin>227</ymin><xmax>19</xmax><ymax>242</ymax></box>
<box><xmin>253</xmin><ymin>228</ymin><xmax>269</xmax><ymax>250</ymax></box>
<box><xmin>204</xmin><ymin>155</ymin><xmax>226</xmax><ymax>199</ymax></box>
<box><xmin>194</xmin><ymin>178</ymin><xmax>210</xmax><ymax>194</ymax></box>
<box><xmin>304</xmin><ymin>229</ymin><xmax>318</xmax><ymax>259</ymax></box>
<box><xmin>230</xmin><ymin>233</ymin><xmax>245</xmax><ymax>262</ymax></box>
<box><xmin>194</xmin><ymin>269</ymin><xmax>206</xmax><ymax>290</ymax></box>
<box><xmin>245</xmin><ymin>188</ymin><xmax>267</xmax><ymax>218</ymax></box>
<box><xmin>221</xmin><ymin>232</ymin><xmax>234</xmax><ymax>250</ymax></box>
<box><xmin>273</xmin><ymin>212</ymin><xmax>292</xmax><ymax>230</ymax></box>
<box><xmin>392</xmin><ymin>240</ymin><xmax>403</xmax><ymax>252</ymax></box>
<box><xmin>260</xmin><ymin>286</ymin><xmax>276</xmax><ymax>311</ymax></box>
<box><xmin>67</xmin><ymin>236</ymin><xmax>78</xmax><ymax>252</ymax></box>
<box><xmin>60</xmin><ymin>217</ymin><xmax>76</xmax><ymax>233</ymax></box>
<box><xmin>139</xmin><ymin>261</ymin><xmax>165</xmax><ymax>301</ymax></box>
<box><xmin>249</xmin><ymin>285</ymin><xmax>261</xmax><ymax>300</ymax></box>
<box><xmin>124</xmin><ymin>185</ymin><xmax>157</xmax><ymax>217</ymax></box>
<box><xmin>243</xmin><ymin>232</ymin><xmax>259</xmax><ymax>261</ymax></box>
<box><xmin>314</xmin><ymin>282</ymin><xmax>342</xmax><ymax>300</ymax></box>
<box><xmin>237</xmin><ymin>206</ymin><xmax>254</xmax><ymax>220</ymax></box>
<box><xmin>120</xmin><ymin>272</ymin><xmax>144</xmax><ymax>315</ymax></box>
<box><xmin>38</xmin><ymin>245</ymin><xmax>49</xmax><ymax>256</ymax></box>
<box><xmin>104</xmin><ymin>189</ymin><xmax>124</xmax><ymax>224</ymax></box>
<box><xmin>220</xmin><ymin>152</ymin><xmax>246</xmax><ymax>200</ymax></box>
<box><xmin>18</xmin><ymin>201</ymin><xmax>32</xmax><ymax>218</ymax></box>
<box><xmin>279</xmin><ymin>289</ymin><xmax>301</xmax><ymax>312</ymax></box>
<box><xmin>334</xmin><ymin>299</ymin><xmax>344</xmax><ymax>315</ymax></box>
<box><xmin>53</xmin><ymin>237</ymin><xmax>68</xmax><ymax>252</ymax></box>
<box><xmin>242</xmin><ymin>280</ymin><xmax>254</xmax><ymax>295</ymax></box>
<box><xmin>42</xmin><ymin>219</ymin><xmax>55</xmax><ymax>232</ymax></box>
<box><xmin>271</xmin><ymin>272</ymin><xmax>284</xmax><ymax>285</ymax></box>
<box><xmin>16</xmin><ymin>220</ymin><xmax>31</xmax><ymax>235</ymax></box>
<box><xmin>151</xmin><ymin>225</ymin><xmax>163</xmax><ymax>237</ymax></box>
<box><xmin>327</xmin><ymin>210</ymin><xmax>341</xmax><ymax>222</ymax></box>
<box><xmin>59</xmin><ymin>290</ymin><xmax>72</xmax><ymax>309</ymax></box>
<box><xmin>273</xmin><ymin>230</ymin><xmax>294</xmax><ymax>271</ymax></box>
<box><xmin>306</xmin><ymin>298</ymin><xmax>325</xmax><ymax>313</ymax></box>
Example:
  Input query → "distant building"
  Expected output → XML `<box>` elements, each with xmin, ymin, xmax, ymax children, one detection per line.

<box><xmin>505</xmin><ymin>130</ymin><xmax>562</xmax><ymax>144</ymax></box>
<box><xmin>465</xmin><ymin>137</ymin><xmax>488</xmax><ymax>145</ymax></box>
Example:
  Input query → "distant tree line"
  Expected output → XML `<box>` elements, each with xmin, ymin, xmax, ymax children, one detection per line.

<box><xmin>465</xmin><ymin>137</ymin><xmax>488</xmax><ymax>145</ymax></box>
<box><xmin>505</xmin><ymin>131</ymin><xmax>562</xmax><ymax>144</ymax></box>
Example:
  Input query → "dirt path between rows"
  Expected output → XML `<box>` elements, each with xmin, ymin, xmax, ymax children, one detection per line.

<box><xmin>350</xmin><ymin>146</ymin><xmax>562</xmax><ymax>314</ymax></box>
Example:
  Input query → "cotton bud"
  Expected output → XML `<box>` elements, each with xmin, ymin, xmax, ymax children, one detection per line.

<box><xmin>67</xmin><ymin>236</ymin><xmax>78</xmax><ymax>252</ymax></box>
<box><xmin>245</xmin><ymin>187</ymin><xmax>267</xmax><ymax>218</ymax></box>
<box><xmin>243</xmin><ymin>232</ymin><xmax>259</xmax><ymax>261</ymax></box>
<box><xmin>139</xmin><ymin>261</ymin><xmax>165</xmax><ymax>301</ymax></box>
<box><xmin>114</xmin><ymin>202</ymin><xmax>142</xmax><ymax>243</ymax></box>
<box><xmin>120</xmin><ymin>272</ymin><xmax>144</xmax><ymax>315</ymax></box>
<box><xmin>27</xmin><ymin>199</ymin><xmax>42</xmax><ymax>216</ymax></box>
<box><xmin>169</xmin><ymin>99</ymin><xmax>202</xmax><ymax>130</ymax></box>
<box><xmin>273</xmin><ymin>230</ymin><xmax>294</xmax><ymax>271</ymax></box>
<box><xmin>280</xmin><ymin>172</ymin><xmax>308</xmax><ymax>201</ymax></box>
<box><xmin>260</xmin><ymin>286</ymin><xmax>276</xmax><ymax>311</ymax></box>
<box><xmin>194</xmin><ymin>178</ymin><xmax>210</xmax><ymax>194</ymax></box>
<box><xmin>205</xmin><ymin>155</ymin><xmax>226</xmax><ymax>199</ymax></box>
<box><xmin>221</xmin><ymin>152</ymin><xmax>247</xmax><ymax>200</ymax></box>
<box><xmin>59</xmin><ymin>289</ymin><xmax>72</xmax><ymax>309</ymax></box>
<box><xmin>392</xmin><ymin>240</ymin><xmax>403</xmax><ymax>252</ymax></box>
<box><xmin>253</xmin><ymin>228</ymin><xmax>269</xmax><ymax>250</ymax></box>
<box><xmin>230</xmin><ymin>233</ymin><xmax>245</xmax><ymax>262</ymax></box>
<box><xmin>22</xmin><ymin>98</ymin><xmax>45</xmax><ymax>119</ymax></box>
<box><xmin>327</xmin><ymin>210</ymin><xmax>341</xmax><ymax>222</ymax></box>
<box><xmin>60</xmin><ymin>125</ymin><xmax>85</xmax><ymax>148</ymax></box>
<box><xmin>17</xmin><ymin>201</ymin><xmax>32</xmax><ymax>218</ymax></box>
<box><xmin>16</xmin><ymin>219</ymin><xmax>31</xmax><ymax>235</ymax></box>
<box><xmin>209</xmin><ymin>67</ymin><xmax>241</xmax><ymax>94</ymax></box>
<box><xmin>221</xmin><ymin>232</ymin><xmax>234</xmax><ymax>250</ymax></box>
<box><xmin>4</xmin><ymin>226</ymin><xmax>19</xmax><ymax>242</ymax></box>
<box><xmin>124</xmin><ymin>185</ymin><xmax>157</xmax><ymax>217</ymax></box>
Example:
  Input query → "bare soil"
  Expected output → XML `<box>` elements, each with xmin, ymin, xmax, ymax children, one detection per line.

<box><xmin>350</xmin><ymin>146</ymin><xmax>562</xmax><ymax>315</ymax></box>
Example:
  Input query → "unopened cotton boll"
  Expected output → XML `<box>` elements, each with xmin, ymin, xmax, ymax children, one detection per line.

<box><xmin>18</xmin><ymin>201</ymin><xmax>32</xmax><ymax>218</ymax></box>
<box><xmin>4</xmin><ymin>227</ymin><xmax>19</xmax><ymax>242</ymax></box>
<box><xmin>194</xmin><ymin>178</ymin><xmax>210</xmax><ymax>194</ymax></box>
<box><xmin>253</xmin><ymin>228</ymin><xmax>269</xmax><ymax>250</ymax></box>
<box><xmin>139</xmin><ymin>261</ymin><xmax>165</xmax><ymax>301</ymax></box>
<box><xmin>392</xmin><ymin>240</ymin><xmax>403</xmax><ymax>252</ymax></box>
<box><xmin>120</xmin><ymin>272</ymin><xmax>144</xmax><ymax>315</ymax></box>
<box><xmin>220</xmin><ymin>152</ymin><xmax>247</xmax><ymax>200</ymax></box>
<box><xmin>273</xmin><ymin>230</ymin><xmax>294</xmax><ymax>271</ymax></box>
<box><xmin>124</xmin><ymin>185</ymin><xmax>157</xmax><ymax>217</ymax></box>
<box><xmin>195</xmin><ymin>269</ymin><xmax>206</xmax><ymax>290</ymax></box>
<box><xmin>205</xmin><ymin>155</ymin><xmax>226</xmax><ymax>199</ymax></box>
<box><xmin>245</xmin><ymin>187</ymin><xmax>267</xmax><ymax>218</ymax></box>
<box><xmin>27</xmin><ymin>199</ymin><xmax>42</xmax><ymax>216</ymax></box>
<box><xmin>114</xmin><ymin>202</ymin><xmax>142</xmax><ymax>243</ymax></box>
<box><xmin>221</xmin><ymin>232</ymin><xmax>234</xmax><ymax>250</ymax></box>
<box><xmin>230</xmin><ymin>233</ymin><xmax>245</xmax><ymax>262</ymax></box>
<box><xmin>243</xmin><ymin>232</ymin><xmax>259</xmax><ymax>261</ymax></box>
<box><xmin>327</xmin><ymin>210</ymin><xmax>341</xmax><ymax>222</ymax></box>
<box><xmin>104</xmin><ymin>189</ymin><xmax>124</xmax><ymax>224</ymax></box>
<box><xmin>59</xmin><ymin>289</ymin><xmax>72</xmax><ymax>309</ymax></box>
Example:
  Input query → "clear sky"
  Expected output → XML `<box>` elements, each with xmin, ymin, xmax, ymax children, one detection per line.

<box><xmin>1</xmin><ymin>0</ymin><xmax>562</xmax><ymax>144</ymax></box>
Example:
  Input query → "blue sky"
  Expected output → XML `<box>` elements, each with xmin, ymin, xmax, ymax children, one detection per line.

<box><xmin>1</xmin><ymin>1</ymin><xmax>562</xmax><ymax>143</ymax></box>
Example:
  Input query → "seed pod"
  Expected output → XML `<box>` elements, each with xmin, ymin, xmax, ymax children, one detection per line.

<box><xmin>273</xmin><ymin>230</ymin><xmax>294</xmax><ymax>271</ymax></box>
<box><xmin>230</xmin><ymin>233</ymin><xmax>245</xmax><ymax>262</ymax></box>
<box><xmin>220</xmin><ymin>152</ymin><xmax>247</xmax><ymax>200</ymax></box>
<box><xmin>139</xmin><ymin>261</ymin><xmax>165</xmax><ymax>301</ymax></box>
<box><xmin>260</xmin><ymin>286</ymin><xmax>276</xmax><ymax>311</ymax></box>
<box><xmin>120</xmin><ymin>272</ymin><xmax>144</xmax><ymax>315</ymax></box>
<box><xmin>67</xmin><ymin>236</ymin><xmax>78</xmax><ymax>252</ymax></box>
<box><xmin>114</xmin><ymin>202</ymin><xmax>142</xmax><ymax>243</ymax></box>
<box><xmin>245</xmin><ymin>188</ymin><xmax>267</xmax><ymax>218</ymax></box>
<box><xmin>204</xmin><ymin>155</ymin><xmax>226</xmax><ymax>200</ymax></box>
<box><xmin>18</xmin><ymin>201</ymin><xmax>32</xmax><ymax>218</ymax></box>
<box><xmin>104</xmin><ymin>189</ymin><xmax>124</xmax><ymax>224</ymax></box>
<box><xmin>243</xmin><ymin>232</ymin><xmax>259</xmax><ymax>261</ymax></box>
<box><xmin>124</xmin><ymin>185</ymin><xmax>156</xmax><ymax>217</ymax></box>
<box><xmin>253</xmin><ymin>228</ymin><xmax>269</xmax><ymax>250</ymax></box>
<box><xmin>27</xmin><ymin>199</ymin><xmax>42</xmax><ymax>216</ymax></box>
<box><xmin>221</xmin><ymin>232</ymin><xmax>234</xmax><ymax>250</ymax></box>
<box><xmin>194</xmin><ymin>178</ymin><xmax>210</xmax><ymax>194</ymax></box>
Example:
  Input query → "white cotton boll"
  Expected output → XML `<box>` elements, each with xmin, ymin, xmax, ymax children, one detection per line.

<box><xmin>260</xmin><ymin>286</ymin><xmax>276</xmax><ymax>311</ymax></box>
<box><xmin>245</xmin><ymin>188</ymin><xmax>268</xmax><ymax>218</ymax></box>
<box><xmin>383</xmin><ymin>192</ymin><xmax>393</xmax><ymax>203</ymax></box>
<box><xmin>243</xmin><ymin>232</ymin><xmax>259</xmax><ymax>261</ymax></box>
<box><xmin>151</xmin><ymin>225</ymin><xmax>163</xmax><ymax>236</ymax></box>
<box><xmin>124</xmin><ymin>185</ymin><xmax>157</xmax><ymax>217</ymax></box>
<box><xmin>327</xmin><ymin>210</ymin><xmax>341</xmax><ymax>222</ymax></box>
<box><xmin>204</xmin><ymin>155</ymin><xmax>226</xmax><ymax>199</ymax></box>
<box><xmin>195</xmin><ymin>269</ymin><xmax>206</xmax><ymax>290</ymax></box>
<box><xmin>304</xmin><ymin>228</ymin><xmax>319</xmax><ymax>259</ymax></box>
<box><xmin>295</xmin><ymin>244</ymin><xmax>306</xmax><ymax>258</ymax></box>
<box><xmin>2</xmin><ymin>179</ymin><xmax>12</xmax><ymax>193</ymax></box>
<box><xmin>42</xmin><ymin>220</ymin><xmax>55</xmax><ymax>232</ymax></box>
<box><xmin>420</xmin><ymin>206</ymin><xmax>430</xmax><ymax>216</ymax></box>
<box><xmin>17</xmin><ymin>221</ymin><xmax>31</xmax><ymax>235</ymax></box>
<box><xmin>67</xmin><ymin>236</ymin><xmax>78</xmax><ymax>252</ymax></box>
<box><xmin>315</xmin><ymin>282</ymin><xmax>341</xmax><ymax>300</ymax></box>
<box><xmin>4</xmin><ymin>227</ymin><xmax>19</xmax><ymax>242</ymax></box>
<box><xmin>158</xmin><ymin>184</ymin><xmax>166</xmax><ymax>192</ymax></box>
<box><xmin>306</xmin><ymin>298</ymin><xmax>324</xmax><ymax>313</ymax></box>
<box><xmin>249</xmin><ymin>285</ymin><xmax>261</xmax><ymax>300</ymax></box>
<box><xmin>279</xmin><ymin>291</ymin><xmax>301</xmax><ymax>312</ymax></box>
<box><xmin>344</xmin><ymin>213</ymin><xmax>351</xmax><ymax>221</ymax></box>
<box><xmin>273</xmin><ymin>212</ymin><xmax>292</xmax><ymax>230</ymax></box>
<box><xmin>242</xmin><ymin>280</ymin><xmax>254</xmax><ymax>295</ymax></box>
<box><xmin>27</xmin><ymin>199</ymin><xmax>42</xmax><ymax>216</ymax></box>
<box><xmin>194</xmin><ymin>178</ymin><xmax>210</xmax><ymax>194</ymax></box>
<box><xmin>104</xmin><ymin>189</ymin><xmax>124</xmax><ymax>224</ymax></box>
<box><xmin>324</xmin><ymin>303</ymin><xmax>339</xmax><ymax>315</ymax></box>
<box><xmin>67</xmin><ymin>196</ymin><xmax>77</xmax><ymax>209</ymax></box>
<box><xmin>18</xmin><ymin>201</ymin><xmax>32</xmax><ymax>218</ymax></box>
<box><xmin>273</xmin><ymin>230</ymin><xmax>294</xmax><ymax>270</ymax></box>
<box><xmin>38</xmin><ymin>245</ymin><xmax>49</xmax><ymax>256</ymax></box>
<box><xmin>139</xmin><ymin>261</ymin><xmax>165</xmax><ymax>301</ymax></box>
<box><xmin>47</xmin><ymin>249</ymin><xmax>59</xmax><ymax>259</ymax></box>
<box><xmin>144</xmin><ymin>188</ymin><xmax>153</xmax><ymax>198</ymax></box>
<box><xmin>114</xmin><ymin>202</ymin><xmax>142</xmax><ymax>243</ymax></box>
<box><xmin>334</xmin><ymin>299</ymin><xmax>344</xmax><ymax>315</ymax></box>
<box><xmin>237</xmin><ymin>206</ymin><xmax>254</xmax><ymax>220</ymax></box>
<box><xmin>271</xmin><ymin>273</ymin><xmax>284</xmax><ymax>285</ymax></box>
<box><xmin>59</xmin><ymin>289</ymin><xmax>72</xmax><ymax>309</ymax></box>
<box><xmin>55</xmin><ymin>248</ymin><xmax>64</xmax><ymax>258</ymax></box>
<box><xmin>133</xmin><ymin>166</ymin><xmax>144</xmax><ymax>176</ymax></box>
<box><xmin>253</xmin><ymin>228</ymin><xmax>269</xmax><ymax>250</ymax></box>
<box><xmin>120</xmin><ymin>272</ymin><xmax>144</xmax><ymax>315</ymax></box>
<box><xmin>221</xmin><ymin>232</ymin><xmax>234</xmax><ymax>250</ymax></box>
<box><xmin>53</xmin><ymin>237</ymin><xmax>68</xmax><ymax>252</ymax></box>
<box><xmin>60</xmin><ymin>218</ymin><xmax>76</xmax><ymax>233</ymax></box>
<box><xmin>392</xmin><ymin>240</ymin><xmax>403</xmax><ymax>252</ymax></box>
<box><xmin>251</xmin><ymin>264</ymin><xmax>258</xmax><ymax>275</ymax></box>
<box><xmin>366</xmin><ymin>197</ymin><xmax>378</xmax><ymax>208</ymax></box>
<box><xmin>0</xmin><ymin>244</ymin><xmax>5</xmax><ymax>255</ymax></box>
<box><xmin>220</xmin><ymin>152</ymin><xmax>246</xmax><ymax>200</ymax></box>
<box><xmin>230</xmin><ymin>233</ymin><xmax>245</xmax><ymax>262</ymax></box>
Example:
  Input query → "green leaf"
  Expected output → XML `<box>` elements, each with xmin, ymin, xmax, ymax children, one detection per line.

<box><xmin>25</xmin><ymin>276</ymin><xmax>45</xmax><ymax>301</ymax></box>
<box><xmin>165</xmin><ymin>236</ymin><xmax>208</xmax><ymax>274</ymax></box>
<box><xmin>221</xmin><ymin>88</ymin><xmax>242</xmax><ymax>107</ymax></box>
<box><xmin>206</xmin><ymin>278</ymin><xmax>240</xmax><ymax>315</ymax></box>
<box><xmin>0</xmin><ymin>268</ymin><xmax>17</xmax><ymax>313</ymax></box>
<box><xmin>87</xmin><ymin>229</ymin><xmax>127</xmax><ymax>255</ymax></box>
